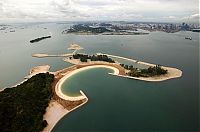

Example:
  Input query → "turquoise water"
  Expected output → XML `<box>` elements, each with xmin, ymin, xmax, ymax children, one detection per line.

<box><xmin>61</xmin><ymin>68</ymin><xmax>114</xmax><ymax>97</ymax></box>
<box><xmin>54</xmin><ymin>67</ymin><xmax>198</xmax><ymax>131</ymax></box>
<box><xmin>0</xmin><ymin>23</ymin><xmax>199</xmax><ymax>131</ymax></box>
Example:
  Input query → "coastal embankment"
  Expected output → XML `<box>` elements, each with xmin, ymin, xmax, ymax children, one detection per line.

<box><xmin>32</xmin><ymin>53</ymin><xmax>73</xmax><ymax>58</ymax></box>
<box><xmin>30</xmin><ymin>53</ymin><xmax>183</xmax><ymax>131</ymax></box>
<box><xmin>42</xmin><ymin>63</ymin><xmax>123</xmax><ymax>131</ymax></box>
<box><xmin>43</xmin><ymin>90</ymin><xmax>88</xmax><ymax>132</ymax></box>
<box><xmin>101</xmin><ymin>53</ymin><xmax>182</xmax><ymax>81</ymax></box>
<box><xmin>109</xmin><ymin>65</ymin><xmax>182</xmax><ymax>82</ymax></box>
<box><xmin>55</xmin><ymin>65</ymin><xmax>119</xmax><ymax>101</ymax></box>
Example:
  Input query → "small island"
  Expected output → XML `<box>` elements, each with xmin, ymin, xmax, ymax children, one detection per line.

<box><xmin>120</xmin><ymin>64</ymin><xmax>167</xmax><ymax>77</ymax></box>
<box><xmin>68</xmin><ymin>43</ymin><xmax>84</xmax><ymax>50</ymax></box>
<box><xmin>30</xmin><ymin>36</ymin><xmax>51</xmax><ymax>43</ymax></box>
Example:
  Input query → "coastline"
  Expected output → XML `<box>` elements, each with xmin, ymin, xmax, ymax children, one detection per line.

<box><xmin>0</xmin><ymin>65</ymin><xmax>51</xmax><ymax>91</ymax></box>
<box><xmin>0</xmin><ymin>54</ymin><xmax>183</xmax><ymax>132</ymax></box>
<box><xmin>55</xmin><ymin>65</ymin><xmax>119</xmax><ymax>101</ymax></box>
<box><xmin>64</xmin><ymin>54</ymin><xmax>182</xmax><ymax>82</ymax></box>
<box><xmin>43</xmin><ymin>64</ymin><xmax>121</xmax><ymax>131</ymax></box>
<box><xmin>44</xmin><ymin>62</ymin><xmax>182</xmax><ymax>131</ymax></box>
<box><xmin>43</xmin><ymin>90</ymin><xmax>88</xmax><ymax>132</ymax></box>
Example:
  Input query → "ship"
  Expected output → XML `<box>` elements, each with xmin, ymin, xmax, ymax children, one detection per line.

<box><xmin>192</xmin><ymin>29</ymin><xmax>200</xmax><ymax>32</ymax></box>
<box><xmin>185</xmin><ymin>37</ymin><xmax>192</xmax><ymax>40</ymax></box>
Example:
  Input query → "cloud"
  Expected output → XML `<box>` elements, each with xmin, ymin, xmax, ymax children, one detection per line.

<box><xmin>162</xmin><ymin>16</ymin><xmax>176</xmax><ymax>19</ymax></box>
<box><xmin>190</xmin><ymin>14</ymin><xmax>200</xmax><ymax>19</ymax></box>
<box><xmin>0</xmin><ymin>0</ymin><xmax>199</xmax><ymax>23</ymax></box>
<box><xmin>180</xmin><ymin>13</ymin><xmax>200</xmax><ymax>22</ymax></box>
<box><xmin>161</xmin><ymin>13</ymin><xmax>199</xmax><ymax>23</ymax></box>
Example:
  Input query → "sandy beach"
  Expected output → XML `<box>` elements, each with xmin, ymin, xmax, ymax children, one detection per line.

<box><xmin>42</xmin><ymin>64</ymin><xmax>120</xmax><ymax>131</ymax></box>
<box><xmin>43</xmin><ymin>101</ymin><xmax>69</xmax><ymax>132</ymax></box>
<box><xmin>0</xmin><ymin>59</ymin><xmax>183</xmax><ymax>132</ymax></box>
<box><xmin>2</xmin><ymin>62</ymin><xmax>181</xmax><ymax>132</ymax></box>
<box><xmin>32</xmin><ymin>53</ymin><xmax>49</xmax><ymax>58</ymax></box>
<box><xmin>68</xmin><ymin>43</ymin><xmax>84</xmax><ymax>50</ymax></box>
<box><xmin>1</xmin><ymin>65</ymin><xmax>51</xmax><ymax>90</ymax></box>
<box><xmin>43</xmin><ymin>90</ymin><xmax>88</xmax><ymax>132</ymax></box>
<box><xmin>55</xmin><ymin>65</ymin><xmax>119</xmax><ymax>101</ymax></box>
<box><xmin>110</xmin><ymin>66</ymin><xmax>182</xmax><ymax>82</ymax></box>
<box><xmin>95</xmin><ymin>53</ymin><xmax>182</xmax><ymax>81</ymax></box>
<box><xmin>24</xmin><ymin>65</ymin><xmax>51</xmax><ymax>79</ymax></box>
<box><xmin>63</xmin><ymin>57</ymin><xmax>120</xmax><ymax>66</ymax></box>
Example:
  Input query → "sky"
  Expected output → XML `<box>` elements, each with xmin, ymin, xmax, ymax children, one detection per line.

<box><xmin>0</xmin><ymin>0</ymin><xmax>199</xmax><ymax>23</ymax></box>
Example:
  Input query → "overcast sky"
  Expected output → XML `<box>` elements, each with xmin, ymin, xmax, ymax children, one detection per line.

<box><xmin>0</xmin><ymin>0</ymin><xmax>199</xmax><ymax>23</ymax></box>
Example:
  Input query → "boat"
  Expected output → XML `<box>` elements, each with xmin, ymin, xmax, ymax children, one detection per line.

<box><xmin>192</xmin><ymin>29</ymin><xmax>200</xmax><ymax>32</ymax></box>
<box><xmin>185</xmin><ymin>37</ymin><xmax>192</xmax><ymax>40</ymax></box>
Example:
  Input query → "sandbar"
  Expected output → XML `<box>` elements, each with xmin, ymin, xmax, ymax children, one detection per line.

<box><xmin>24</xmin><ymin>65</ymin><xmax>50</xmax><ymax>79</ymax></box>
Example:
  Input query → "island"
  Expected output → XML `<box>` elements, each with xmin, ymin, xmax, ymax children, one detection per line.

<box><xmin>62</xmin><ymin>24</ymin><xmax>149</xmax><ymax>35</ymax></box>
<box><xmin>121</xmin><ymin>64</ymin><xmax>167</xmax><ymax>77</ymax></box>
<box><xmin>63</xmin><ymin>52</ymin><xmax>181</xmax><ymax>81</ymax></box>
<box><xmin>68</xmin><ymin>43</ymin><xmax>84</xmax><ymax>50</ymax></box>
<box><xmin>30</xmin><ymin>36</ymin><xmax>51</xmax><ymax>43</ymax></box>
<box><xmin>30</xmin><ymin>44</ymin><xmax>183</xmax><ymax>130</ymax></box>
<box><xmin>0</xmin><ymin>44</ymin><xmax>182</xmax><ymax>132</ymax></box>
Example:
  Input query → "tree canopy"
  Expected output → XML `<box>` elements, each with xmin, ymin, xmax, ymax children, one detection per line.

<box><xmin>0</xmin><ymin>73</ymin><xmax>54</xmax><ymax>132</ymax></box>
<box><xmin>120</xmin><ymin>63</ymin><xmax>168</xmax><ymax>77</ymax></box>
<box><xmin>73</xmin><ymin>54</ymin><xmax>115</xmax><ymax>63</ymax></box>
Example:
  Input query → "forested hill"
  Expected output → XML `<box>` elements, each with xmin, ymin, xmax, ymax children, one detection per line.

<box><xmin>0</xmin><ymin>73</ymin><xmax>54</xmax><ymax>132</ymax></box>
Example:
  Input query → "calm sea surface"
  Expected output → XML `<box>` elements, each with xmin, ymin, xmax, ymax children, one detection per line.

<box><xmin>0</xmin><ymin>22</ymin><xmax>199</xmax><ymax>131</ymax></box>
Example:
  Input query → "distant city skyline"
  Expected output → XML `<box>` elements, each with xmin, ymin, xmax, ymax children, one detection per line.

<box><xmin>0</xmin><ymin>0</ymin><xmax>199</xmax><ymax>23</ymax></box>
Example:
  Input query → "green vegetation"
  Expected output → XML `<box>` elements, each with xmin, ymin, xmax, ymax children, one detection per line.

<box><xmin>72</xmin><ymin>54</ymin><xmax>115</xmax><ymax>63</ymax></box>
<box><xmin>0</xmin><ymin>73</ymin><xmax>54</xmax><ymax>132</ymax></box>
<box><xmin>120</xmin><ymin>64</ymin><xmax>168</xmax><ymax>77</ymax></box>
<box><xmin>67</xmin><ymin>24</ymin><xmax>111</xmax><ymax>34</ymax></box>
<box><xmin>62</xmin><ymin>24</ymin><xmax>149</xmax><ymax>35</ymax></box>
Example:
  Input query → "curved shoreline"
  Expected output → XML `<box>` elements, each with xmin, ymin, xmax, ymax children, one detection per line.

<box><xmin>95</xmin><ymin>53</ymin><xmax>182</xmax><ymax>81</ymax></box>
<box><xmin>55</xmin><ymin>65</ymin><xmax>119</xmax><ymax>101</ymax></box>
<box><xmin>1</xmin><ymin>54</ymin><xmax>183</xmax><ymax>131</ymax></box>
<box><xmin>110</xmin><ymin>66</ymin><xmax>182</xmax><ymax>82</ymax></box>
<box><xmin>43</xmin><ymin>90</ymin><xmax>88</xmax><ymax>132</ymax></box>
<box><xmin>47</xmin><ymin>62</ymin><xmax>182</xmax><ymax>131</ymax></box>
<box><xmin>43</xmin><ymin>65</ymin><xmax>119</xmax><ymax>132</ymax></box>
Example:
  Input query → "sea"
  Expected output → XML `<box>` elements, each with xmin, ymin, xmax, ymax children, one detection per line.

<box><xmin>0</xmin><ymin>22</ymin><xmax>199</xmax><ymax>131</ymax></box>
